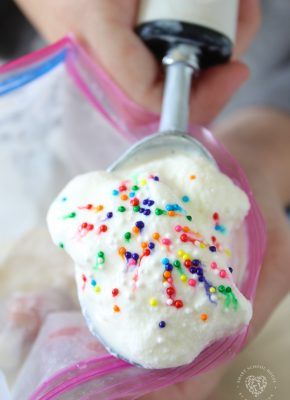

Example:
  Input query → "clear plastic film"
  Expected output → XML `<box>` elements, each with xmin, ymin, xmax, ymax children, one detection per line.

<box><xmin>0</xmin><ymin>37</ymin><xmax>266</xmax><ymax>400</ymax></box>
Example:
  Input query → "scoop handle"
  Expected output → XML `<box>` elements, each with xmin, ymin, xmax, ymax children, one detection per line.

<box><xmin>136</xmin><ymin>0</ymin><xmax>240</xmax><ymax>133</ymax></box>
<box><xmin>136</xmin><ymin>0</ymin><xmax>239</xmax><ymax>68</ymax></box>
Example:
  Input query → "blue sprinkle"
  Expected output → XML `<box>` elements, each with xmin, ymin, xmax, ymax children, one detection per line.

<box><xmin>162</xmin><ymin>258</ymin><xmax>169</xmax><ymax>265</ymax></box>
<box><xmin>61</xmin><ymin>197</ymin><xmax>67</xmax><ymax>202</ymax></box>
<box><xmin>112</xmin><ymin>189</ymin><xmax>119</xmax><ymax>196</ymax></box>
<box><xmin>91</xmin><ymin>279</ymin><xmax>97</xmax><ymax>286</ymax></box>
<box><xmin>165</xmin><ymin>204</ymin><xmax>174</xmax><ymax>211</ymax></box>
<box><xmin>215</xmin><ymin>224</ymin><xmax>226</xmax><ymax>234</ymax></box>
<box><xmin>182</xmin><ymin>195</ymin><xmax>190</xmax><ymax>203</ymax></box>
<box><xmin>129</xmin><ymin>192</ymin><xmax>135</xmax><ymax>198</ymax></box>
<box><xmin>173</xmin><ymin>204</ymin><xmax>182</xmax><ymax>211</ymax></box>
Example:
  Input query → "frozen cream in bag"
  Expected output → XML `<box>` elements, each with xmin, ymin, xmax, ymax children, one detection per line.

<box><xmin>47</xmin><ymin>153</ymin><xmax>252</xmax><ymax>369</ymax></box>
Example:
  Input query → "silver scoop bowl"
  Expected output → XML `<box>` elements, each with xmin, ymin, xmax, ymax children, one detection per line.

<box><xmin>108</xmin><ymin>45</ymin><xmax>216</xmax><ymax>172</ymax></box>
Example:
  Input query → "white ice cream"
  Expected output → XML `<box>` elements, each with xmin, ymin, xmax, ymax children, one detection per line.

<box><xmin>47</xmin><ymin>153</ymin><xmax>252</xmax><ymax>369</ymax></box>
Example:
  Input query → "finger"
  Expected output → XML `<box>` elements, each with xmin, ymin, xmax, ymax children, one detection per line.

<box><xmin>234</xmin><ymin>0</ymin><xmax>261</xmax><ymax>57</ymax></box>
<box><xmin>189</xmin><ymin>61</ymin><xmax>249</xmax><ymax>125</ymax></box>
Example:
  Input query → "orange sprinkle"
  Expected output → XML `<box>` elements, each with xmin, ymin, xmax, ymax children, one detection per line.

<box><xmin>183</xmin><ymin>226</ymin><xmax>190</xmax><ymax>233</ymax></box>
<box><xmin>168</xmin><ymin>210</ymin><xmax>175</xmax><ymax>217</ymax></box>
<box><xmin>163</xmin><ymin>271</ymin><xmax>171</xmax><ymax>279</ymax></box>
<box><xmin>141</xmin><ymin>242</ymin><xmax>148</xmax><ymax>249</ymax></box>
<box><xmin>152</xmin><ymin>232</ymin><xmax>160</xmax><ymax>240</ymax></box>
<box><xmin>118</xmin><ymin>246</ymin><xmax>126</xmax><ymax>256</ymax></box>
<box><xmin>121</xmin><ymin>194</ymin><xmax>128</xmax><ymax>201</ymax></box>
<box><xmin>113</xmin><ymin>305</ymin><xmax>120</xmax><ymax>313</ymax></box>
<box><xmin>132</xmin><ymin>226</ymin><xmax>139</xmax><ymax>234</ymax></box>
<box><xmin>200</xmin><ymin>313</ymin><xmax>208</xmax><ymax>321</ymax></box>
<box><xmin>96</xmin><ymin>205</ymin><xmax>104</xmax><ymax>211</ymax></box>
<box><xmin>190</xmin><ymin>175</ymin><xmax>196</xmax><ymax>180</ymax></box>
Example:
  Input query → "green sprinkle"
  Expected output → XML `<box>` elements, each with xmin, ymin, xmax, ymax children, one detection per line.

<box><xmin>133</xmin><ymin>205</ymin><xmax>140</xmax><ymax>212</ymax></box>
<box><xmin>226</xmin><ymin>286</ymin><xmax>232</xmax><ymax>293</ymax></box>
<box><xmin>155</xmin><ymin>208</ymin><xmax>164</xmax><ymax>216</ymax></box>
<box><xmin>218</xmin><ymin>285</ymin><xmax>225</xmax><ymax>293</ymax></box>
<box><xmin>98</xmin><ymin>251</ymin><xmax>104</xmax><ymax>258</ymax></box>
<box><xmin>225</xmin><ymin>294</ymin><xmax>231</xmax><ymax>308</ymax></box>
<box><xmin>63</xmin><ymin>211</ymin><xmax>76</xmax><ymax>219</ymax></box>
<box><xmin>132</xmin><ymin>185</ymin><xmax>139</xmax><ymax>191</ymax></box>
<box><xmin>118</xmin><ymin>206</ymin><xmax>126</xmax><ymax>212</ymax></box>
<box><xmin>124</xmin><ymin>232</ymin><xmax>131</xmax><ymax>241</ymax></box>
<box><xmin>186</xmin><ymin>215</ymin><xmax>192</xmax><ymax>221</ymax></box>
<box><xmin>173</xmin><ymin>260</ymin><xmax>181</xmax><ymax>268</ymax></box>
<box><xmin>59</xmin><ymin>242</ymin><xmax>64</xmax><ymax>249</ymax></box>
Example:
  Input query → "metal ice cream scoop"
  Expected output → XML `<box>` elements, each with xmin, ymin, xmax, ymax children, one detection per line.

<box><xmin>108</xmin><ymin>44</ymin><xmax>215</xmax><ymax>172</ymax></box>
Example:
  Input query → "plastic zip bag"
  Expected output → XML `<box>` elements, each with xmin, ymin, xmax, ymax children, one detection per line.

<box><xmin>0</xmin><ymin>37</ymin><xmax>266</xmax><ymax>400</ymax></box>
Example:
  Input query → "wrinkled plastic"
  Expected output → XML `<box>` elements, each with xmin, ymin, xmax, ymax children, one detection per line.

<box><xmin>0</xmin><ymin>37</ymin><xmax>266</xmax><ymax>400</ymax></box>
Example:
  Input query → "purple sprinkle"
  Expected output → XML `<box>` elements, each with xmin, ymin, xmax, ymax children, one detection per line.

<box><xmin>190</xmin><ymin>267</ymin><xmax>197</xmax><ymax>274</ymax></box>
<box><xmin>144</xmin><ymin>209</ymin><xmax>151</xmax><ymax>216</ymax></box>
<box><xmin>107</xmin><ymin>212</ymin><xmax>113</xmax><ymax>219</ymax></box>
<box><xmin>125</xmin><ymin>252</ymin><xmax>132</xmax><ymax>259</ymax></box>
<box><xmin>148</xmin><ymin>200</ymin><xmax>155</xmax><ymax>207</ymax></box>
<box><xmin>209</xmin><ymin>246</ymin><xmax>217</xmax><ymax>252</ymax></box>
<box><xmin>148</xmin><ymin>242</ymin><xmax>155</xmax><ymax>249</ymax></box>
<box><xmin>132</xmin><ymin>253</ymin><xmax>139</xmax><ymax>261</ymax></box>
<box><xmin>192</xmin><ymin>259</ymin><xmax>200</xmax><ymax>266</ymax></box>
<box><xmin>136</xmin><ymin>221</ymin><xmax>145</xmax><ymax>229</ymax></box>
<box><xmin>139</xmin><ymin>208</ymin><xmax>145</xmax><ymax>213</ymax></box>
<box><xmin>154</xmin><ymin>176</ymin><xmax>159</xmax><ymax>181</ymax></box>
<box><xmin>143</xmin><ymin>199</ymin><xmax>149</xmax><ymax>205</ymax></box>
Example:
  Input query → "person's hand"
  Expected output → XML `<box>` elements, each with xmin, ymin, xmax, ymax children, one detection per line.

<box><xmin>140</xmin><ymin>108</ymin><xmax>290</xmax><ymax>400</ymax></box>
<box><xmin>15</xmin><ymin>0</ymin><xmax>260</xmax><ymax>124</ymax></box>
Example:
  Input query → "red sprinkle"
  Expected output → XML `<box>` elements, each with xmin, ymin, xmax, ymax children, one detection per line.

<box><xmin>119</xmin><ymin>185</ymin><xmax>127</xmax><ymax>192</ymax></box>
<box><xmin>174</xmin><ymin>300</ymin><xmax>183</xmax><ymax>309</ymax></box>
<box><xmin>166</xmin><ymin>287</ymin><xmax>175</xmax><ymax>297</ymax></box>
<box><xmin>184</xmin><ymin>259</ymin><xmax>192</xmax><ymax>268</ymax></box>
<box><xmin>130</xmin><ymin>198</ymin><xmax>139</xmax><ymax>206</ymax></box>
<box><xmin>86</xmin><ymin>204</ymin><xmax>93</xmax><ymax>210</ymax></box>
<box><xmin>82</xmin><ymin>274</ymin><xmax>87</xmax><ymax>282</ymax></box>
<box><xmin>211</xmin><ymin>262</ymin><xmax>218</xmax><ymax>269</ymax></box>
<box><xmin>99</xmin><ymin>224</ymin><xmax>108</xmax><ymax>232</ymax></box>
<box><xmin>87</xmin><ymin>224</ymin><xmax>94</xmax><ymax>231</ymax></box>
<box><xmin>219</xmin><ymin>269</ymin><xmax>227</xmax><ymax>278</ymax></box>
<box><xmin>213</xmin><ymin>212</ymin><xmax>219</xmax><ymax>221</ymax></box>
<box><xmin>180</xmin><ymin>234</ymin><xmax>188</xmax><ymax>242</ymax></box>
<box><xmin>143</xmin><ymin>249</ymin><xmax>151</xmax><ymax>256</ymax></box>
<box><xmin>81</xmin><ymin>222</ymin><xmax>88</xmax><ymax>229</ymax></box>
<box><xmin>112</xmin><ymin>288</ymin><xmax>119</xmax><ymax>297</ymax></box>
<box><xmin>211</xmin><ymin>236</ymin><xmax>217</xmax><ymax>243</ymax></box>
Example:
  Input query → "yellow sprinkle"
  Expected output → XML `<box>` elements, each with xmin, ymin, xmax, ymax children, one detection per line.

<box><xmin>177</xmin><ymin>250</ymin><xmax>184</xmax><ymax>257</ymax></box>
<box><xmin>140</xmin><ymin>179</ymin><xmax>147</xmax><ymax>186</ymax></box>
<box><xmin>209</xmin><ymin>287</ymin><xmax>216</xmax><ymax>293</ymax></box>
<box><xmin>225</xmin><ymin>248</ymin><xmax>231</xmax><ymax>257</ymax></box>
<box><xmin>180</xmin><ymin>274</ymin><xmax>187</xmax><ymax>282</ymax></box>
<box><xmin>150</xmin><ymin>298</ymin><xmax>158</xmax><ymax>307</ymax></box>
<box><xmin>200</xmin><ymin>243</ymin><xmax>206</xmax><ymax>249</ymax></box>
<box><xmin>182</xmin><ymin>254</ymin><xmax>190</xmax><ymax>260</ymax></box>
<box><xmin>95</xmin><ymin>285</ymin><xmax>101</xmax><ymax>293</ymax></box>
<box><xmin>96</xmin><ymin>205</ymin><xmax>104</xmax><ymax>211</ymax></box>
